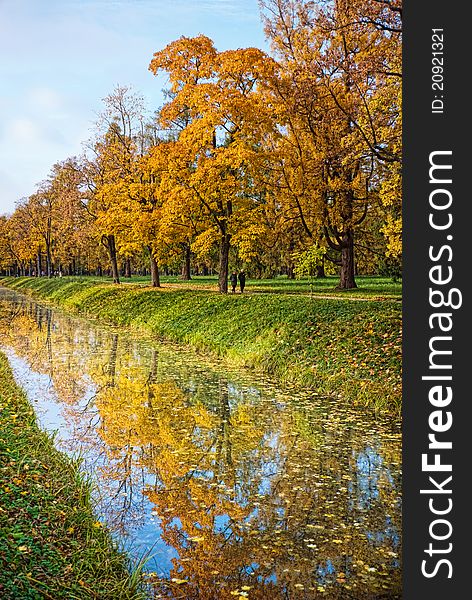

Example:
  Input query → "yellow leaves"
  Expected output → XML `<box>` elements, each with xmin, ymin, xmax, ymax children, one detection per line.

<box><xmin>379</xmin><ymin>170</ymin><xmax>402</xmax><ymax>209</ymax></box>
<box><xmin>146</xmin><ymin>35</ymin><xmax>280</xmax><ymax>267</ymax></box>
<box><xmin>192</xmin><ymin>228</ymin><xmax>219</xmax><ymax>259</ymax></box>
<box><xmin>230</xmin><ymin>590</ymin><xmax>250</xmax><ymax>598</ymax></box>
<box><xmin>381</xmin><ymin>214</ymin><xmax>402</xmax><ymax>258</ymax></box>
<box><xmin>149</xmin><ymin>35</ymin><xmax>217</xmax><ymax>94</ymax></box>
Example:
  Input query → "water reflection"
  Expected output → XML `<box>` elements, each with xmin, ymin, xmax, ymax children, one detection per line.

<box><xmin>0</xmin><ymin>288</ymin><xmax>401</xmax><ymax>599</ymax></box>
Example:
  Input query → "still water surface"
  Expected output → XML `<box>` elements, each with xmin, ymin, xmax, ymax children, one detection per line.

<box><xmin>0</xmin><ymin>287</ymin><xmax>401</xmax><ymax>599</ymax></box>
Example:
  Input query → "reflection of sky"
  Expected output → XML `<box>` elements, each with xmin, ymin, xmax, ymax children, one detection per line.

<box><xmin>352</xmin><ymin>446</ymin><xmax>401</xmax><ymax>555</ymax></box>
<box><xmin>354</xmin><ymin>446</ymin><xmax>397</xmax><ymax>509</ymax></box>
<box><xmin>317</xmin><ymin>559</ymin><xmax>336</xmax><ymax>578</ymax></box>
<box><xmin>1</xmin><ymin>347</ymin><xmax>93</xmax><ymax>440</ymax></box>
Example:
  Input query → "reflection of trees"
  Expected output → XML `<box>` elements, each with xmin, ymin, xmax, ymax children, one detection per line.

<box><xmin>136</xmin><ymin>383</ymin><xmax>401</xmax><ymax>599</ymax></box>
<box><xmin>34</xmin><ymin>304</ymin><xmax>53</xmax><ymax>366</ymax></box>
<box><xmin>0</xmin><ymin>294</ymin><xmax>401</xmax><ymax>599</ymax></box>
<box><xmin>0</xmin><ymin>299</ymin><xmax>88</xmax><ymax>405</ymax></box>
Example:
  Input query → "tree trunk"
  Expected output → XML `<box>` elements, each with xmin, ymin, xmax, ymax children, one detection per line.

<box><xmin>149</xmin><ymin>248</ymin><xmax>160</xmax><ymax>287</ymax></box>
<box><xmin>181</xmin><ymin>244</ymin><xmax>192</xmax><ymax>280</ymax></box>
<box><xmin>218</xmin><ymin>233</ymin><xmax>231</xmax><ymax>293</ymax></box>
<box><xmin>36</xmin><ymin>249</ymin><xmax>42</xmax><ymax>277</ymax></box>
<box><xmin>105</xmin><ymin>235</ymin><xmax>120</xmax><ymax>284</ymax></box>
<box><xmin>125</xmin><ymin>258</ymin><xmax>131</xmax><ymax>278</ymax></box>
<box><xmin>338</xmin><ymin>230</ymin><xmax>357</xmax><ymax>289</ymax></box>
<box><xmin>46</xmin><ymin>216</ymin><xmax>53</xmax><ymax>277</ymax></box>
<box><xmin>46</xmin><ymin>245</ymin><xmax>52</xmax><ymax>277</ymax></box>
<box><xmin>216</xmin><ymin>383</ymin><xmax>233</xmax><ymax>469</ymax></box>
<box><xmin>316</xmin><ymin>259</ymin><xmax>326</xmax><ymax>278</ymax></box>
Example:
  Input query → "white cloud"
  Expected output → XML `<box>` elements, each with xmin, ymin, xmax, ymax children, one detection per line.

<box><xmin>28</xmin><ymin>87</ymin><xmax>64</xmax><ymax>112</ymax></box>
<box><xmin>2</xmin><ymin>117</ymin><xmax>66</xmax><ymax>147</ymax></box>
<box><xmin>6</xmin><ymin>118</ymin><xmax>40</xmax><ymax>144</ymax></box>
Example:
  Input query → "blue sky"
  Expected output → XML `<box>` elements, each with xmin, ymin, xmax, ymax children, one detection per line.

<box><xmin>0</xmin><ymin>0</ymin><xmax>267</xmax><ymax>215</ymax></box>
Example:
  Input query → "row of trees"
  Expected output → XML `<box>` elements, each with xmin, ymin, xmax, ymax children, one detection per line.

<box><xmin>0</xmin><ymin>0</ymin><xmax>402</xmax><ymax>292</ymax></box>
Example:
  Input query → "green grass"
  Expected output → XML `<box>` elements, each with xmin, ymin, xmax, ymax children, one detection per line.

<box><xmin>0</xmin><ymin>353</ymin><xmax>147</xmax><ymax>600</ymax></box>
<box><xmin>0</xmin><ymin>276</ymin><xmax>402</xmax><ymax>414</ymax></box>
<box><xmin>247</xmin><ymin>274</ymin><xmax>402</xmax><ymax>297</ymax></box>
<box><xmin>52</xmin><ymin>273</ymin><xmax>402</xmax><ymax>298</ymax></box>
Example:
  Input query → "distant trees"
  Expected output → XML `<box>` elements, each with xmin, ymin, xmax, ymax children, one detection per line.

<box><xmin>0</xmin><ymin>0</ymin><xmax>401</xmax><ymax>290</ymax></box>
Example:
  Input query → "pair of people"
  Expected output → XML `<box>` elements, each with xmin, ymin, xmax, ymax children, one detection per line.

<box><xmin>230</xmin><ymin>270</ymin><xmax>246</xmax><ymax>293</ymax></box>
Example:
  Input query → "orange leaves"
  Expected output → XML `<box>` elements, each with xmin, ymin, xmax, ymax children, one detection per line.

<box><xmin>147</xmin><ymin>36</ymin><xmax>280</xmax><ymax>284</ymax></box>
<box><xmin>149</xmin><ymin>35</ymin><xmax>217</xmax><ymax>93</ymax></box>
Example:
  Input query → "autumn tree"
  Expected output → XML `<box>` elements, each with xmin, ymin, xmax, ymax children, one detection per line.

<box><xmin>149</xmin><ymin>35</ymin><xmax>275</xmax><ymax>293</ymax></box>
<box><xmin>43</xmin><ymin>158</ymin><xmax>93</xmax><ymax>275</ymax></box>
<box><xmin>14</xmin><ymin>160</ymin><xmax>78</xmax><ymax>278</ymax></box>
<box><xmin>0</xmin><ymin>213</ymin><xmax>35</xmax><ymax>275</ymax></box>
<box><xmin>125</xmin><ymin>135</ymin><xmax>184</xmax><ymax>288</ymax></box>
<box><xmin>80</xmin><ymin>86</ymin><xmax>149</xmax><ymax>283</ymax></box>
<box><xmin>260</xmin><ymin>0</ymin><xmax>402</xmax><ymax>288</ymax></box>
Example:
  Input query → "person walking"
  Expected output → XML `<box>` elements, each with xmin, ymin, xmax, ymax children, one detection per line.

<box><xmin>238</xmin><ymin>270</ymin><xmax>246</xmax><ymax>293</ymax></box>
<box><xmin>229</xmin><ymin>271</ymin><xmax>238</xmax><ymax>294</ymax></box>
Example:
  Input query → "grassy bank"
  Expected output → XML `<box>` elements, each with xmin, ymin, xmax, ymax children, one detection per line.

<box><xmin>0</xmin><ymin>353</ymin><xmax>146</xmax><ymax>599</ymax></box>
<box><xmin>0</xmin><ymin>277</ymin><xmax>402</xmax><ymax>414</ymax></box>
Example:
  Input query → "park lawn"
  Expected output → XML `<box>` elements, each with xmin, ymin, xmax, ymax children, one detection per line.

<box><xmin>0</xmin><ymin>353</ymin><xmax>146</xmax><ymax>600</ymax></box>
<box><xmin>43</xmin><ymin>274</ymin><xmax>402</xmax><ymax>299</ymax></box>
<box><xmin>0</xmin><ymin>277</ymin><xmax>402</xmax><ymax>414</ymax></box>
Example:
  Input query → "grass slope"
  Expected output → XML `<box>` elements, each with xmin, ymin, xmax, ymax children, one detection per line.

<box><xmin>0</xmin><ymin>353</ymin><xmax>146</xmax><ymax>599</ymax></box>
<box><xmin>0</xmin><ymin>277</ymin><xmax>402</xmax><ymax>413</ymax></box>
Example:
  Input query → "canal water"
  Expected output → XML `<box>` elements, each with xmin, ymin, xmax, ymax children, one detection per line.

<box><xmin>0</xmin><ymin>287</ymin><xmax>401</xmax><ymax>599</ymax></box>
